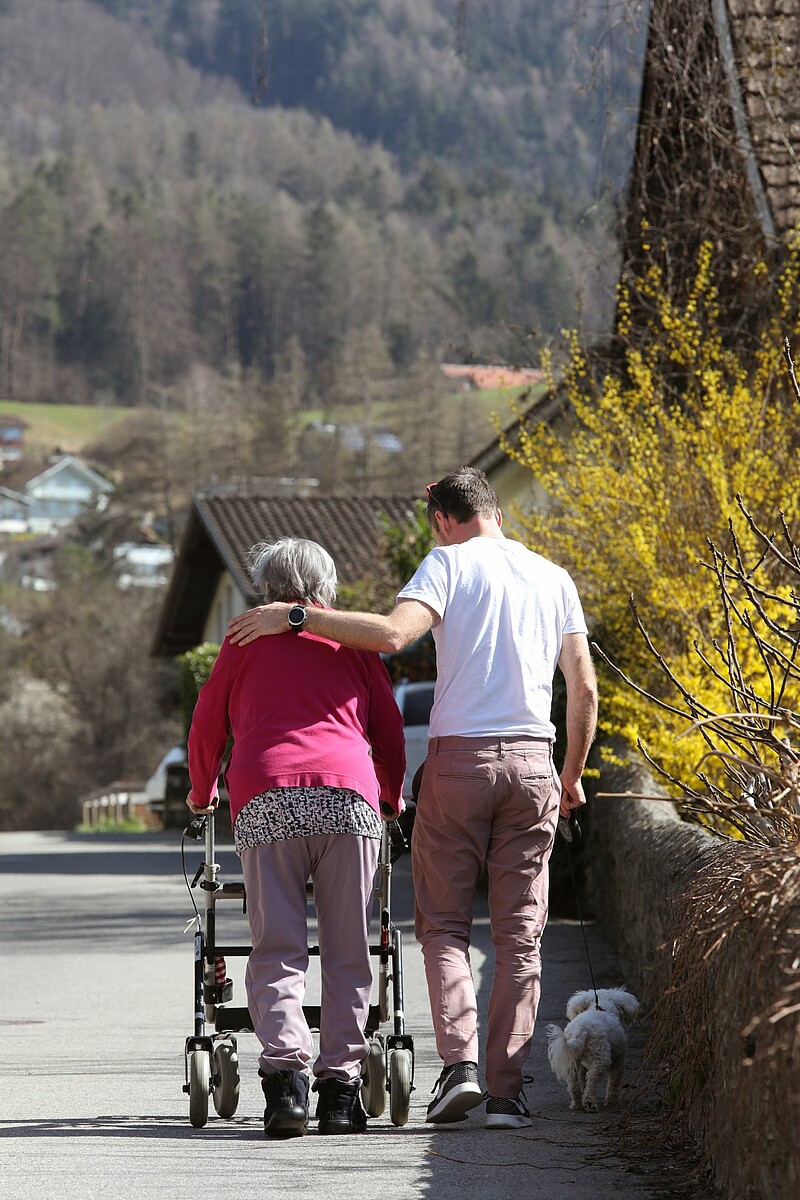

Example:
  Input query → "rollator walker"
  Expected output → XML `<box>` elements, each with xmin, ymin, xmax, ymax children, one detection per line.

<box><xmin>180</xmin><ymin>807</ymin><xmax>415</xmax><ymax>1128</ymax></box>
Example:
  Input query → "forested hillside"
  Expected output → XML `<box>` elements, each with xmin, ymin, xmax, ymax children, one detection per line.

<box><xmin>89</xmin><ymin>1</ymin><xmax>637</xmax><ymax>185</ymax></box>
<box><xmin>0</xmin><ymin>0</ymin><xmax>645</xmax><ymax>826</ymax></box>
<box><xmin>0</xmin><ymin>0</ymin><xmax>644</xmax><ymax>486</ymax></box>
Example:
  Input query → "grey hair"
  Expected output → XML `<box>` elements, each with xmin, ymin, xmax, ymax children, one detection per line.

<box><xmin>247</xmin><ymin>537</ymin><xmax>337</xmax><ymax>605</ymax></box>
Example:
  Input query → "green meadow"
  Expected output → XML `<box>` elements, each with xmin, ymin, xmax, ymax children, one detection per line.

<box><xmin>0</xmin><ymin>401</ymin><xmax>141</xmax><ymax>459</ymax></box>
<box><xmin>1</xmin><ymin>383</ymin><xmax>541</xmax><ymax>465</ymax></box>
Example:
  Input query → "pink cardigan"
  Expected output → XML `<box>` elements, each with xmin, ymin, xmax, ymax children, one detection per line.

<box><xmin>187</xmin><ymin>628</ymin><xmax>406</xmax><ymax>825</ymax></box>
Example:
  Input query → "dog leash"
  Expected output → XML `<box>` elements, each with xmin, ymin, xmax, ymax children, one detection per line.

<box><xmin>558</xmin><ymin>811</ymin><xmax>601</xmax><ymax>1011</ymax></box>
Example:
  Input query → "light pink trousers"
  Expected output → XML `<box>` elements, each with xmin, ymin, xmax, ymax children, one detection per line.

<box><xmin>412</xmin><ymin>735</ymin><xmax>560</xmax><ymax>1098</ymax></box>
<box><xmin>241</xmin><ymin>834</ymin><xmax>379</xmax><ymax>1081</ymax></box>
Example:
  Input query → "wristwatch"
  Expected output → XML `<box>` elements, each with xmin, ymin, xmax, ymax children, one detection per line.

<box><xmin>287</xmin><ymin>604</ymin><xmax>307</xmax><ymax>633</ymax></box>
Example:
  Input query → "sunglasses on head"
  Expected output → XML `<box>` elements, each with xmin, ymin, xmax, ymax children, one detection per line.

<box><xmin>425</xmin><ymin>483</ymin><xmax>448</xmax><ymax>523</ymax></box>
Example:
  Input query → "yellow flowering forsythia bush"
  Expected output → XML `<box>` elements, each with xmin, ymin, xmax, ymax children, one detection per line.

<box><xmin>501</xmin><ymin>240</ymin><xmax>800</xmax><ymax>837</ymax></box>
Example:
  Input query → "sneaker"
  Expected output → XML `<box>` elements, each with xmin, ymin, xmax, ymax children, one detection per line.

<box><xmin>426</xmin><ymin>1061</ymin><xmax>483</xmax><ymax>1124</ymax></box>
<box><xmin>315</xmin><ymin>1078</ymin><xmax>368</xmax><ymax>1135</ymax></box>
<box><xmin>484</xmin><ymin>1092</ymin><xmax>532</xmax><ymax>1129</ymax></box>
<box><xmin>260</xmin><ymin>1069</ymin><xmax>309</xmax><ymax>1137</ymax></box>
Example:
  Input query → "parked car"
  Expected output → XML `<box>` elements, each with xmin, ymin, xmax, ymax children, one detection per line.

<box><xmin>147</xmin><ymin>742</ymin><xmax>232</xmax><ymax>830</ymax></box>
<box><xmin>145</xmin><ymin>744</ymin><xmax>186</xmax><ymax>806</ymax></box>
<box><xmin>146</xmin><ymin>677</ymin><xmax>436</xmax><ymax>825</ymax></box>
<box><xmin>393</xmin><ymin>679</ymin><xmax>435</xmax><ymax>799</ymax></box>
<box><xmin>145</xmin><ymin>744</ymin><xmax>189</xmax><ymax>829</ymax></box>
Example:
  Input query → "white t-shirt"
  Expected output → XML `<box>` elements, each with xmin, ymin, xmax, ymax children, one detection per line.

<box><xmin>397</xmin><ymin>536</ymin><xmax>588</xmax><ymax>740</ymax></box>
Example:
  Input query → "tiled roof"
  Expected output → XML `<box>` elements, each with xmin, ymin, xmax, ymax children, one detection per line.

<box><xmin>0</xmin><ymin>460</ymin><xmax>45</xmax><ymax>490</ymax></box>
<box><xmin>728</xmin><ymin>0</ymin><xmax>800</xmax><ymax>236</ymax></box>
<box><xmin>152</xmin><ymin>490</ymin><xmax>420</xmax><ymax>656</ymax></box>
<box><xmin>441</xmin><ymin>364</ymin><xmax>543</xmax><ymax>391</ymax></box>
<box><xmin>0</xmin><ymin>485</ymin><xmax>31</xmax><ymax>505</ymax></box>
<box><xmin>468</xmin><ymin>384</ymin><xmax>565</xmax><ymax>476</ymax></box>
<box><xmin>622</xmin><ymin>0</ymin><xmax>800</xmax><ymax>296</ymax></box>
<box><xmin>196</xmin><ymin>492</ymin><xmax>421</xmax><ymax>598</ymax></box>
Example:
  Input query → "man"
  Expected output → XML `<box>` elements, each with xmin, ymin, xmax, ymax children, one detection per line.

<box><xmin>228</xmin><ymin>467</ymin><xmax>598</xmax><ymax>1131</ymax></box>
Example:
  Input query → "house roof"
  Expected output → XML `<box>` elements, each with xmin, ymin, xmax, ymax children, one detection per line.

<box><xmin>441</xmin><ymin>364</ymin><xmax>544</xmax><ymax>391</ymax></box>
<box><xmin>468</xmin><ymin>382</ymin><xmax>564</xmax><ymax>477</ymax></box>
<box><xmin>0</xmin><ymin>486</ymin><xmax>32</xmax><ymax>506</ymax></box>
<box><xmin>24</xmin><ymin>453</ymin><xmax>114</xmax><ymax>495</ymax></box>
<box><xmin>0</xmin><ymin>460</ymin><xmax>46</xmax><ymax>491</ymax></box>
<box><xmin>152</xmin><ymin>490</ymin><xmax>420</xmax><ymax>657</ymax></box>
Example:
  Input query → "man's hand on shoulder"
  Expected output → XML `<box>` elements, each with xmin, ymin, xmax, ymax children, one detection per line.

<box><xmin>228</xmin><ymin>603</ymin><xmax>291</xmax><ymax>645</ymax></box>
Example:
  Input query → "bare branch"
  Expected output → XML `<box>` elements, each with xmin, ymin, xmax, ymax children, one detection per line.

<box><xmin>736</xmin><ymin>496</ymin><xmax>800</xmax><ymax>578</ymax></box>
<box><xmin>590</xmin><ymin>640</ymin><xmax>690</xmax><ymax>720</ymax></box>
<box><xmin>628</xmin><ymin>595</ymin><xmax>716</xmax><ymax>719</ymax></box>
<box><xmin>783</xmin><ymin>337</ymin><xmax>800</xmax><ymax>408</ymax></box>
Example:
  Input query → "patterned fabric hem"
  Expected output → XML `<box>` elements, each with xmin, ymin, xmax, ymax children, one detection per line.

<box><xmin>234</xmin><ymin>784</ymin><xmax>381</xmax><ymax>855</ymax></box>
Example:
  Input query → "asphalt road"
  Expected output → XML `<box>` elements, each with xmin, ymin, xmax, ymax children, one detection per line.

<box><xmin>0</xmin><ymin>829</ymin><xmax>704</xmax><ymax>1200</ymax></box>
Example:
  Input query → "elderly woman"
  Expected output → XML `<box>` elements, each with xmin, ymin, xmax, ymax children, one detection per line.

<box><xmin>186</xmin><ymin>537</ymin><xmax>405</xmax><ymax>1138</ymax></box>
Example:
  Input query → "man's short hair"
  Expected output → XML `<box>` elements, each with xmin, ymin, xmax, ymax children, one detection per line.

<box><xmin>426</xmin><ymin>467</ymin><xmax>499</xmax><ymax>525</ymax></box>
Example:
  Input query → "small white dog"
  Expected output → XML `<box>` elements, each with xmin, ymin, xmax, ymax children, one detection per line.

<box><xmin>546</xmin><ymin>987</ymin><xmax>640</xmax><ymax>1111</ymax></box>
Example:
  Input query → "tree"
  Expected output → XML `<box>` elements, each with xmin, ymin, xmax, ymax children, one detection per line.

<box><xmin>334</xmin><ymin>500</ymin><xmax>436</xmax><ymax>679</ymax></box>
<box><xmin>0</xmin><ymin>672</ymin><xmax>82</xmax><ymax>830</ymax></box>
<box><xmin>0</xmin><ymin>175</ymin><xmax>64</xmax><ymax>398</ymax></box>
<box><xmin>26</xmin><ymin>546</ymin><xmax>181</xmax><ymax>796</ymax></box>
<box><xmin>228</xmin><ymin>194</ymin><xmax>274</xmax><ymax>371</ymax></box>
<box><xmin>248</xmin><ymin>336</ymin><xmax>309</xmax><ymax>473</ymax></box>
<box><xmin>301</xmin><ymin>203</ymin><xmax>344</xmax><ymax>377</ymax></box>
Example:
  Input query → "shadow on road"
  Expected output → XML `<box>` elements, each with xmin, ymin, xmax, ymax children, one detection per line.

<box><xmin>0</xmin><ymin>832</ymin><xmax>232</xmax><ymax>878</ymax></box>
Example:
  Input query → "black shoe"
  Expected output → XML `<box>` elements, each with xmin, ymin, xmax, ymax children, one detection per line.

<box><xmin>484</xmin><ymin>1092</ymin><xmax>532</xmax><ymax>1129</ymax></box>
<box><xmin>260</xmin><ymin>1069</ymin><xmax>309</xmax><ymax>1137</ymax></box>
<box><xmin>426</xmin><ymin>1061</ymin><xmax>483</xmax><ymax>1123</ymax></box>
<box><xmin>315</xmin><ymin>1078</ymin><xmax>368</xmax><ymax>1135</ymax></box>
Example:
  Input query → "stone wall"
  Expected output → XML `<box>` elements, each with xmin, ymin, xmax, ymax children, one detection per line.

<box><xmin>586</xmin><ymin>779</ymin><xmax>800</xmax><ymax>1200</ymax></box>
<box><xmin>586</xmin><ymin>791</ymin><xmax>714</xmax><ymax>995</ymax></box>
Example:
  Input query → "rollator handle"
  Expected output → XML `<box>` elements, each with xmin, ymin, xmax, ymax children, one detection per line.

<box><xmin>186</xmin><ymin>815</ymin><xmax>208</xmax><ymax>841</ymax></box>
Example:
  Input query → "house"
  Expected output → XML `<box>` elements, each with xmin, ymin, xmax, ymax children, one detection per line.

<box><xmin>620</xmin><ymin>0</ymin><xmax>800</xmax><ymax>324</ymax></box>
<box><xmin>0</xmin><ymin>486</ymin><xmax>33</xmax><ymax>534</ymax></box>
<box><xmin>474</xmin><ymin>0</ymin><xmax>800</xmax><ymax>518</ymax></box>
<box><xmin>113</xmin><ymin>543</ymin><xmax>175</xmax><ymax>589</ymax></box>
<box><xmin>0</xmin><ymin>535</ymin><xmax>59</xmax><ymax>592</ymax></box>
<box><xmin>303</xmin><ymin>421</ymin><xmax>403</xmax><ymax>455</ymax></box>
<box><xmin>0</xmin><ymin>415</ymin><xmax>28</xmax><ymax>465</ymax></box>
<box><xmin>152</xmin><ymin>490</ymin><xmax>420</xmax><ymax>656</ymax></box>
<box><xmin>441</xmin><ymin>364</ymin><xmax>543</xmax><ymax>392</ymax></box>
<box><xmin>296</xmin><ymin>423</ymin><xmax>404</xmax><ymax>491</ymax></box>
<box><xmin>468</xmin><ymin>387</ymin><xmax>566</xmax><ymax>514</ymax></box>
<box><xmin>22</xmin><ymin>454</ymin><xmax>114</xmax><ymax>531</ymax></box>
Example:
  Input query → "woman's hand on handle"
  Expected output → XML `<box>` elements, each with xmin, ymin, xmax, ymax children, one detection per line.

<box><xmin>185</xmin><ymin>789</ymin><xmax>217</xmax><ymax>815</ymax></box>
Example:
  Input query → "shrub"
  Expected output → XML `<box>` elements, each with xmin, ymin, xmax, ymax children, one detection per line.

<box><xmin>179</xmin><ymin>642</ymin><xmax>220</xmax><ymax>737</ymax></box>
<box><xmin>500</xmin><ymin>240</ymin><xmax>800</xmax><ymax>829</ymax></box>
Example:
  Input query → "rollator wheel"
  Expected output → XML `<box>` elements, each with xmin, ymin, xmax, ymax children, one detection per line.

<box><xmin>388</xmin><ymin>1049</ymin><xmax>412</xmax><ymax>1127</ymax></box>
<box><xmin>361</xmin><ymin>1036</ymin><xmax>386</xmax><ymax>1117</ymax></box>
<box><xmin>212</xmin><ymin>1039</ymin><xmax>240</xmax><ymax>1119</ymax></box>
<box><xmin>188</xmin><ymin>1049</ymin><xmax>211</xmax><ymax>1128</ymax></box>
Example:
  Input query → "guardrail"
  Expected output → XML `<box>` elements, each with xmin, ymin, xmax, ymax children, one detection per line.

<box><xmin>81</xmin><ymin>782</ymin><xmax>153</xmax><ymax>828</ymax></box>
